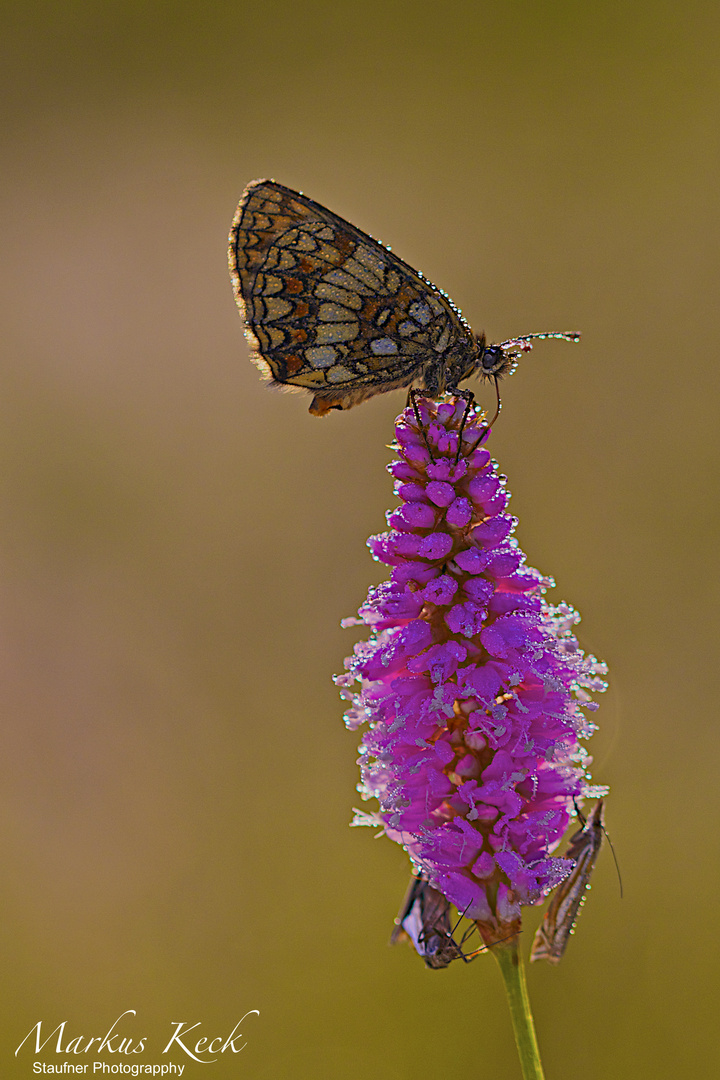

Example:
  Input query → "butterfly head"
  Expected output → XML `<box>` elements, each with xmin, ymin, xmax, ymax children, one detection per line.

<box><xmin>474</xmin><ymin>331</ymin><xmax>582</xmax><ymax>384</ymax></box>
<box><xmin>475</xmin><ymin>338</ymin><xmax>519</xmax><ymax>381</ymax></box>
<box><xmin>422</xmin><ymin>935</ymin><xmax>463</xmax><ymax>969</ymax></box>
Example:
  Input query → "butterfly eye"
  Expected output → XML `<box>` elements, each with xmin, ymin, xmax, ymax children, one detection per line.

<box><xmin>480</xmin><ymin>346</ymin><xmax>507</xmax><ymax>374</ymax></box>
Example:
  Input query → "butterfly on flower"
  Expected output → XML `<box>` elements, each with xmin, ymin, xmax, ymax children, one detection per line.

<box><xmin>391</xmin><ymin>874</ymin><xmax>464</xmax><ymax>969</ymax></box>
<box><xmin>530</xmin><ymin>800</ymin><xmax>606</xmax><ymax>965</ymax></box>
<box><xmin>391</xmin><ymin>873</ymin><xmax>495</xmax><ymax>969</ymax></box>
<box><xmin>229</xmin><ymin>180</ymin><xmax>580</xmax><ymax>418</ymax></box>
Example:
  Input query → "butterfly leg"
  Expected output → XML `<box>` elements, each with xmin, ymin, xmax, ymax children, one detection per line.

<box><xmin>457</xmin><ymin>926</ymin><xmax>485</xmax><ymax>963</ymax></box>
<box><xmin>452</xmin><ymin>376</ymin><xmax>501</xmax><ymax>462</ymax></box>
<box><xmin>460</xmin><ymin>930</ymin><xmax>519</xmax><ymax>961</ymax></box>
<box><xmin>451</xmin><ymin>910</ymin><xmax>495</xmax><ymax>963</ymax></box>
<box><xmin>451</xmin><ymin>387</ymin><xmax>478</xmax><ymax>463</ymax></box>
<box><xmin>572</xmin><ymin>797</ymin><xmax>588</xmax><ymax>827</ymax></box>
<box><xmin>459</xmin><ymin>946</ymin><xmax>487</xmax><ymax>963</ymax></box>
<box><xmin>408</xmin><ymin>388</ymin><xmax>435</xmax><ymax>460</ymax></box>
<box><xmin>462</xmin><ymin>376</ymin><xmax>500</xmax><ymax>460</ymax></box>
<box><xmin>450</xmin><ymin>921</ymin><xmax>489</xmax><ymax>963</ymax></box>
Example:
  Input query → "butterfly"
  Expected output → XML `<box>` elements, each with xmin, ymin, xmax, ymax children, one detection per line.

<box><xmin>390</xmin><ymin>873</ymin><xmax>498</xmax><ymax>969</ymax></box>
<box><xmin>391</xmin><ymin>874</ymin><xmax>466</xmax><ymax>969</ymax></box>
<box><xmin>530</xmin><ymin>799</ymin><xmax>606</xmax><ymax>965</ymax></box>
<box><xmin>229</xmin><ymin>180</ymin><xmax>579</xmax><ymax>418</ymax></box>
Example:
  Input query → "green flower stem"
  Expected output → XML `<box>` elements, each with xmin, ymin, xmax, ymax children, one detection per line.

<box><xmin>493</xmin><ymin>938</ymin><xmax>546</xmax><ymax>1080</ymax></box>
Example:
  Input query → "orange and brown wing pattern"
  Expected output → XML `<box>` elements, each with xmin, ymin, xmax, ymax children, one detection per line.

<box><xmin>228</xmin><ymin>180</ymin><xmax>475</xmax><ymax>414</ymax></box>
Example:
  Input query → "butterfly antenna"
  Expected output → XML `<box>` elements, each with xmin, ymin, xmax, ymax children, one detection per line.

<box><xmin>449</xmin><ymin>899</ymin><xmax>473</xmax><ymax>939</ymax></box>
<box><xmin>486</xmin><ymin>331</ymin><xmax>580</xmax><ymax>428</ymax></box>
<box><xmin>603</xmin><ymin>828</ymin><xmax>623</xmax><ymax>900</ymax></box>
<box><xmin>499</xmin><ymin>331</ymin><xmax>581</xmax><ymax>352</ymax></box>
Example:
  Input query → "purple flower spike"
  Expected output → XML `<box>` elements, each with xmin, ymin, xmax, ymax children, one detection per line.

<box><xmin>341</xmin><ymin>399</ymin><xmax>608</xmax><ymax>946</ymax></box>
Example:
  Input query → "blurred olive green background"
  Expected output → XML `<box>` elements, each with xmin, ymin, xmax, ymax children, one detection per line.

<box><xmin>1</xmin><ymin>2</ymin><xmax>718</xmax><ymax>1077</ymax></box>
